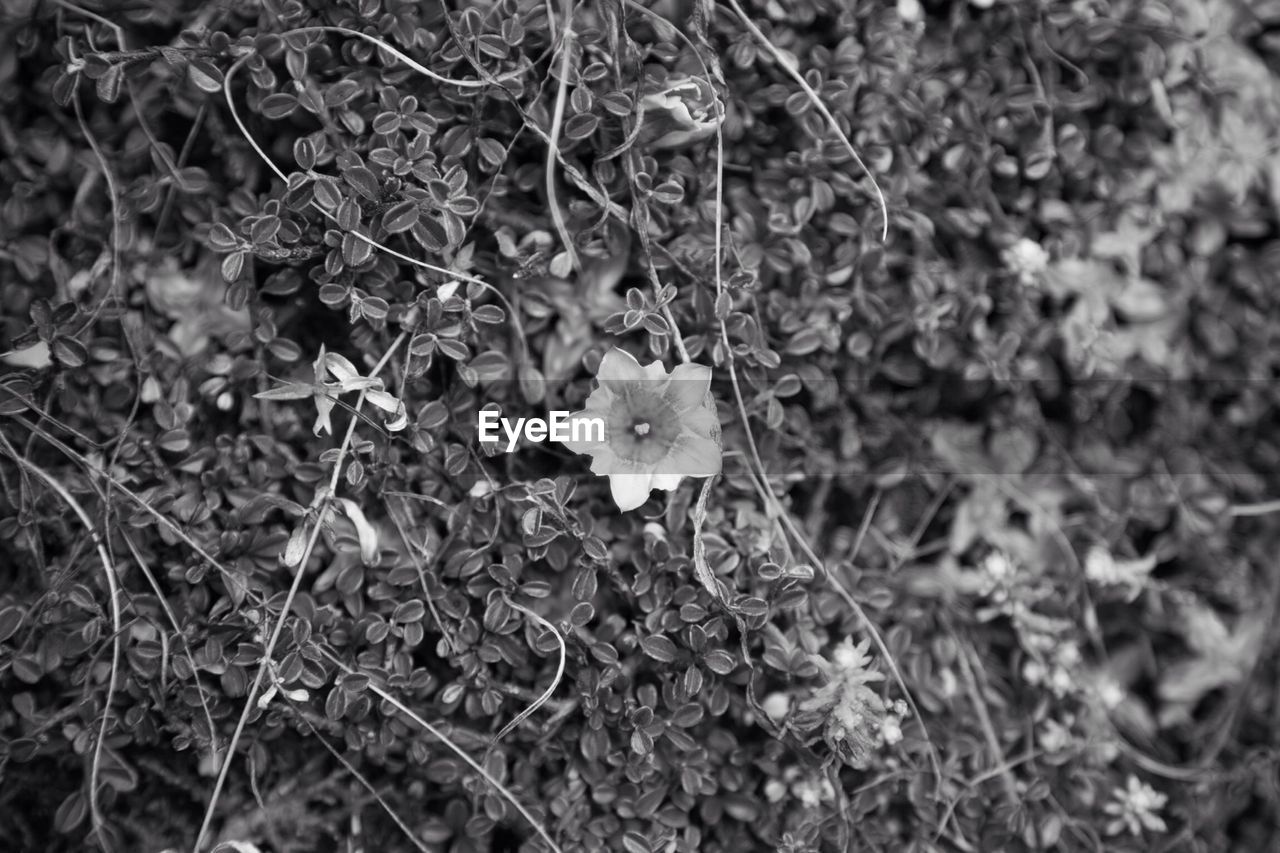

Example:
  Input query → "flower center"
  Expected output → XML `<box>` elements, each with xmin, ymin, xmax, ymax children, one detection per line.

<box><xmin>606</xmin><ymin>388</ymin><xmax>683</xmax><ymax>466</ymax></box>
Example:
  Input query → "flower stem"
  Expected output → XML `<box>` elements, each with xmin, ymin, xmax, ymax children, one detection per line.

<box><xmin>662</xmin><ymin>304</ymin><xmax>692</xmax><ymax>364</ymax></box>
<box><xmin>194</xmin><ymin>333</ymin><xmax>407</xmax><ymax>853</ymax></box>
<box><xmin>1230</xmin><ymin>499</ymin><xmax>1280</xmax><ymax>517</ymax></box>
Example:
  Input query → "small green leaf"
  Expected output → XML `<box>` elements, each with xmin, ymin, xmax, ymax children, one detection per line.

<box><xmin>96</xmin><ymin>64</ymin><xmax>123</xmax><ymax>103</ymax></box>
<box><xmin>260</xmin><ymin>92</ymin><xmax>299</xmax><ymax>119</ymax></box>
<box><xmin>221</xmin><ymin>251</ymin><xmax>246</xmax><ymax>282</ymax></box>
<box><xmin>50</xmin><ymin>337</ymin><xmax>88</xmax><ymax>368</ymax></box>
<box><xmin>188</xmin><ymin>59</ymin><xmax>224</xmax><ymax>93</ymax></box>
<box><xmin>382</xmin><ymin>200</ymin><xmax>419</xmax><ymax>234</ymax></box>
<box><xmin>254</xmin><ymin>382</ymin><xmax>316</xmax><ymax>401</ymax></box>
<box><xmin>640</xmin><ymin>635</ymin><xmax>678</xmax><ymax>663</ymax></box>
<box><xmin>564</xmin><ymin>113</ymin><xmax>599</xmax><ymax>141</ymax></box>
<box><xmin>702</xmin><ymin>649</ymin><xmax>736</xmax><ymax>675</ymax></box>
<box><xmin>436</xmin><ymin>339</ymin><xmax>471</xmax><ymax>361</ymax></box>
<box><xmin>342</xmin><ymin>165</ymin><xmax>381</xmax><ymax>201</ymax></box>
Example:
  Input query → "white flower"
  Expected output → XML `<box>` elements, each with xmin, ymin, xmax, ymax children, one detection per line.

<box><xmin>790</xmin><ymin>775</ymin><xmax>835</xmax><ymax>808</ymax></box>
<box><xmin>937</xmin><ymin>667</ymin><xmax>958</xmax><ymax>698</ymax></box>
<box><xmin>1092</xmin><ymin>674</ymin><xmax>1126</xmax><ymax>709</ymax></box>
<box><xmin>982</xmin><ymin>551</ymin><xmax>1015</xmax><ymax>581</ymax></box>
<box><xmin>561</xmin><ymin>348</ymin><xmax>721</xmax><ymax>511</ymax></box>
<box><xmin>1055</xmin><ymin>642</ymin><xmax>1082</xmax><ymax>670</ymax></box>
<box><xmin>764</xmin><ymin>779</ymin><xmax>787</xmax><ymax>803</ymax></box>
<box><xmin>795</xmin><ymin>779</ymin><xmax>823</xmax><ymax>808</ymax></box>
<box><xmin>1048</xmin><ymin>666</ymin><xmax>1075</xmax><ymax>697</ymax></box>
<box><xmin>1002</xmin><ymin>238</ymin><xmax>1050</xmax><ymax>286</ymax></box>
<box><xmin>1022</xmin><ymin>659</ymin><xmax>1045</xmax><ymax>685</ymax></box>
<box><xmin>800</xmin><ymin>638</ymin><xmax>888</xmax><ymax>768</ymax></box>
<box><xmin>832</xmin><ymin>641</ymin><xmax>862</xmax><ymax>671</ymax></box>
<box><xmin>1039</xmin><ymin>718</ymin><xmax>1073</xmax><ymax>753</ymax></box>
<box><xmin>1105</xmin><ymin>776</ymin><xmax>1168</xmax><ymax>836</ymax></box>
<box><xmin>1085</xmin><ymin>545</ymin><xmax>1157</xmax><ymax>601</ymax></box>
<box><xmin>880</xmin><ymin>716</ymin><xmax>903</xmax><ymax>746</ymax></box>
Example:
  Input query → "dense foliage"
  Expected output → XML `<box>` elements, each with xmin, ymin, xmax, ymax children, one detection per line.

<box><xmin>2</xmin><ymin>0</ymin><xmax>1280</xmax><ymax>851</ymax></box>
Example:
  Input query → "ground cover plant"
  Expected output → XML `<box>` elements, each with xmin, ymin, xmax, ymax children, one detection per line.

<box><xmin>2</xmin><ymin>0</ymin><xmax>1280</xmax><ymax>851</ymax></box>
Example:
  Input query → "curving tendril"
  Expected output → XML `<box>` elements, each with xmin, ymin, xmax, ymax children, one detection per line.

<box><xmin>221</xmin><ymin>25</ymin><xmax>531</xmax><ymax>358</ymax></box>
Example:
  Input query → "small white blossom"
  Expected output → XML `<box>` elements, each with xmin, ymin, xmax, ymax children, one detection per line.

<box><xmin>790</xmin><ymin>775</ymin><xmax>835</xmax><ymax>808</ymax></box>
<box><xmin>832</xmin><ymin>641</ymin><xmax>862</xmax><ymax>670</ymax></box>
<box><xmin>880</xmin><ymin>716</ymin><xmax>903</xmax><ymax>746</ymax></box>
<box><xmin>982</xmin><ymin>551</ymin><xmax>1015</xmax><ymax>581</ymax></box>
<box><xmin>1048</xmin><ymin>665</ymin><xmax>1075</xmax><ymax>697</ymax></box>
<box><xmin>1093</xmin><ymin>674</ymin><xmax>1126</xmax><ymax>709</ymax></box>
<box><xmin>795</xmin><ymin>779</ymin><xmax>823</xmax><ymax>808</ymax></box>
<box><xmin>1023</xmin><ymin>659</ymin><xmax>1046</xmax><ymax>685</ymax></box>
<box><xmin>1002</xmin><ymin>238</ymin><xmax>1050</xmax><ymax>286</ymax></box>
<box><xmin>764</xmin><ymin>779</ymin><xmax>787</xmax><ymax>803</ymax></box>
<box><xmin>1104</xmin><ymin>776</ymin><xmax>1168</xmax><ymax>836</ymax></box>
<box><xmin>800</xmin><ymin>638</ymin><xmax>889</xmax><ymax>768</ymax></box>
<box><xmin>1039</xmin><ymin>718</ymin><xmax>1073</xmax><ymax>753</ymax></box>
<box><xmin>937</xmin><ymin>667</ymin><xmax>959</xmax><ymax>698</ymax></box>
<box><xmin>1085</xmin><ymin>546</ymin><xmax>1157</xmax><ymax>601</ymax></box>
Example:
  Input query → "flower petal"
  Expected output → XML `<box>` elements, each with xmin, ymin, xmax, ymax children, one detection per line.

<box><xmin>596</xmin><ymin>347</ymin><xmax>648</xmax><ymax>383</ymax></box>
<box><xmin>658</xmin><ymin>433</ymin><xmax>722</xmax><ymax>477</ymax></box>
<box><xmin>313</xmin><ymin>392</ymin><xmax>336</xmax><ymax>436</ymax></box>
<box><xmin>588</xmin><ymin>447</ymin><xmax>618</xmax><ymax>476</ymax></box>
<box><xmin>641</xmin><ymin>359</ymin><xmax>670</xmax><ymax>381</ymax></box>
<box><xmin>561</xmin><ymin>408</ymin><xmax>609</xmax><ymax>454</ymax></box>
<box><xmin>587</xmin><ymin>382</ymin><xmax>615</xmax><ymax>405</ymax></box>
<box><xmin>609</xmin><ymin>473</ymin><xmax>654</xmax><ymax>512</ymax></box>
<box><xmin>651</xmin><ymin>473</ymin><xmax>683</xmax><ymax>491</ymax></box>
<box><xmin>665</xmin><ymin>363</ymin><xmax>712</xmax><ymax>412</ymax></box>
<box><xmin>680</xmin><ymin>403</ymin><xmax>720</xmax><ymax>439</ymax></box>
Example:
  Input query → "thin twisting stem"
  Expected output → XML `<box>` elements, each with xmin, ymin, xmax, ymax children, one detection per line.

<box><xmin>193</xmin><ymin>333</ymin><xmax>406</xmax><ymax>853</ymax></box>
<box><xmin>720</xmin><ymin>0</ymin><xmax>890</xmax><ymax>241</ymax></box>
<box><xmin>546</xmin><ymin>0</ymin><xmax>581</xmax><ymax>274</ymax></box>
<box><xmin>319</xmin><ymin>649</ymin><xmax>564</xmax><ymax>853</ymax></box>
<box><xmin>8</xmin><ymin>453</ymin><xmax>122</xmax><ymax>853</ymax></box>
<box><xmin>485</xmin><ymin>594</ymin><xmax>567</xmax><ymax>755</ymax></box>
<box><xmin>220</xmin><ymin>45</ymin><xmax>529</xmax><ymax>359</ymax></box>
